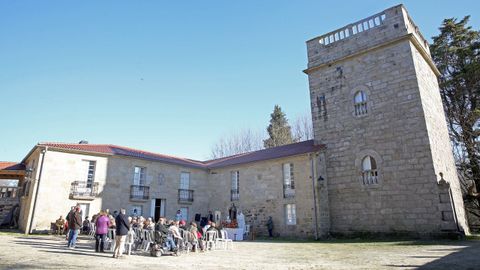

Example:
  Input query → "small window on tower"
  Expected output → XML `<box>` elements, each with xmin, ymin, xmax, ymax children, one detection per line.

<box><xmin>354</xmin><ymin>91</ymin><xmax>368</xmax><ymax>116</ymax></box>
<box><xmin>361</xmin><ymin>156</ymin><xmax>378</xmax><ymax>185</ymax></box>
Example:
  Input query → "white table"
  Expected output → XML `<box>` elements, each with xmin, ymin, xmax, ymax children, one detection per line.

<box><xmin>224</xmin><ymin>228</ymin><xmax>244</xmax><ymax>241</ymax></box>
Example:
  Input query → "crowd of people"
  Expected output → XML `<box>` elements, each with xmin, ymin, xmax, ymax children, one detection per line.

<box><xmin>54</xmin><ymin>205</ymin><xmax>235</xmax><ymax>259</ymax></box>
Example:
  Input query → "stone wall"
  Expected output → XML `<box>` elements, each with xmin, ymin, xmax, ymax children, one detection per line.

<box><xmin>103</xmin><ymin>156</ymin><xmax>209</xmax><ymax>221</ymax></box>
<box><xmin>305</xmin><ymin>5</ymin><xmax>467</xmax><ymax>234</ymax></box>
<box><xmin>208</xmin><ymin>154</ymin><xmax>326</xmax><ymax>238</ymax></box>
<box><xmin>410</xmin><ymin>41</ymin><xmax>469</xmax><ymax>233</ymax></box>
<box><xmin>28</xmin><ymin>150</ymin><xmax>109</xmax><ymax>232</ymax></box>
<box><xmin>19</xmin><ymin>148</ymin><xmax>41</xmax><ymax>232</ymax></box>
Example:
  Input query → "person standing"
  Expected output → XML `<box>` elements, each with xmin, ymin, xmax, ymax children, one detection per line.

<box><xmin>175</xmin><ymin>210</ymin><xmax>182</xmax><ymax>221</ymax></box>
<box><xmin>95</xmin><ymin>211</ymin><xmax>110</xmax><ymax>253</ymax></box>
<box><xmin>266</xmin><ymin>216</ymin><xmax>274</xmax><ymax>238</ymax></box>
<box><xmin>207</xmin><ymin>211</ymin><xmax>214</xmax><ymax>222</ymax></box>
<box><xmin>113</xmin><ymin>208</ymin><xmax>129</xmax><ymax>258</ymax></box>
<box><xmin>67</xmin><ymin>206</ymin><xmax>82</xmax><ymax>248</ymax></box>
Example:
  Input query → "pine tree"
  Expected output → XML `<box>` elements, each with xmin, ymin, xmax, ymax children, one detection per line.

<box><xmin>430</xmin><ymin>16</ymin><xmax>480</xmax><ymax>189</ymax></box>
<box><xmin>263</xmin><ymin>105</ymin><xmax>294</xmax><ymax>148</ymax></box>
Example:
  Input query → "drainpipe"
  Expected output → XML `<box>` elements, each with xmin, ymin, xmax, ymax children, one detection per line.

<box><xmin>310</xmin><ymin>153</ymin><xmax>319</xmax><ymax>240</ymax></box>
<box><xmin>28</xmin><ymin>147</ymin><xmax>47</xmax><ymax>234</ymax></box>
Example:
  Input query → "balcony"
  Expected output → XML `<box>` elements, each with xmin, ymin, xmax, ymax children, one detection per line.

<box><xmin>178</xmin><ymin>189</ymin><xmax>194</xmax><ymax>203</ymax></box>
<box><xmin>231</xmin><ymin>189</ymin><xmax>239</xmax><ymax>201</ymax></box>
<box><xmin>0</xmin><ymin>186</ymin><xmax>18</xmax><ymax>199</ymax></box>
<box><xmin>283</xmin><ymin>184</ymin><xmax>295</xmax><ymax>199</ymax></box>
<box><xmin>70</xmin><ymin>181</ymin><xmax>98</xmax><ymax>200</ymax></box>
<box><xmin>130</xmin><ymin>185</ymin><xmax>150</xmax><ymax>201</ymax></box>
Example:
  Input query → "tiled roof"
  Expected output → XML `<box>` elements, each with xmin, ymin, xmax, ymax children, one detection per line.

<box><xmin>38</xmin><ymin>143</ymin><xmax>206</xmax><ymax>169</ymax></box>
<box><xmin>0</xmin><ymin>162</ymin><xmax>25</xmax><ymax>171</ymax></box>
<box><xmin>36</xmin><ymin>140</ymin><xmax>324</xmax><ymax>170</ymax></box>
<box><xmin>205</xmin><ymin>140</ymin><xmax>325</xmax><ymax>169</ymax></box>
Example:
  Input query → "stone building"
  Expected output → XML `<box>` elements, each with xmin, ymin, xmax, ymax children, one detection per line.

<box><xmin>15</xmin><ymin>140</ymin><xmax>323</xmax><ymax>238</ymax></box>
<box><xmin>1</xmin><ymin>4</ymin><xmax>469</xmax><ymax>237</ymax></box>
<box><xmin>304</xmin><ymin>4</ymin><xmax>468</xmax><ymax>234</ymax></box>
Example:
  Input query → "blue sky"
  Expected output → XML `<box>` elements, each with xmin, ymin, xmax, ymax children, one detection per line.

<box><xmin>1</xmin><ymin>0</ymin><xmax>479</xmax><ymax>161</ymax></box>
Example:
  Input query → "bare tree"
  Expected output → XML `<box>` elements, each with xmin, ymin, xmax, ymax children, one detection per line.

<box><xmin>210</xmin><ymin>128</ymin><xmax>264</xmax><ymax>159</ymax></box>
<box><xmin>291</xmin><ymin>112</ymin><xmax>314</xmax><ymax>142</ymax></box>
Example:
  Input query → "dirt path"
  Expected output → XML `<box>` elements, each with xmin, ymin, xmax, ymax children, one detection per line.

<box><xmin>0</xmin><ymin>233</ymin><xmax>479</xmax><ymax>269</ymax></box>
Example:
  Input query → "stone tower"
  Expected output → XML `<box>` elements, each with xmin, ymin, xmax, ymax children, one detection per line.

<box><xmin>305</xmin><ymin>5</ymin><xmax>469</xmax><ymax>235</ymax></box>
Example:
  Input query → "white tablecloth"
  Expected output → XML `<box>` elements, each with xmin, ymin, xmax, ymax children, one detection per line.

<box><xmin>224</xmin><ymin>228</ymin><xmax>244</xmax><ymax>241</ymax></box>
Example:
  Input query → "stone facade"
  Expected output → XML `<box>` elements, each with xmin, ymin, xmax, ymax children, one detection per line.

<box><xmin>305</xmin><ymin>4</ymin><xmax>469</xmax><ymax>234</ymax></box>
<box><xmin>18</xmin><ymin>146</ymin><xmax>323</xmax><ymax>238</ymax></box>
<box><xmin>208</xmin><ymin>154</ymin><xmax>327</xmax><ymax>238</ymax></box>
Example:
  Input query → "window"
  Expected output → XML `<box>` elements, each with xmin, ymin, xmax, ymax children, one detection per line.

<box><xmin>85</xmin><ymin>160</ymin><xmax>96</xmax><ymax>188</ymax></box>
<box><xmin>283</xmin><ymin>163</ymin><xmax>295</xmax><ymax>198</ymax></box>
<box><xmin>180</xmin><ymin>207</ymin><xmax>189</xmax><ymax>221</ymax></box>
<box><xmin>354</xmin><ymin>91</ymin><xmax>368</xmax><ymax>116</ymax></box>
<box><xmin>131</xmin><ymin>205</ymin><xmax>143</xmax><ymax>216</ymax></box>
<box><xmin>361</xmin><ymin>156</ymin><xmax>378</xmax><ymax>185</ymax></box>
<box><xmin>285</xmin><ymin>204</ymin><xmax>296</xmax><ymax>225</ymax></box>
<box><xmin>231</xmin><ymin>171</ymin><xmax>239</xmax><ymax>201</ymax></box>
<box><xmin>317</xmin><ymin>94</ymin><xmax>327</xmax><ymax>120</ymax></box>
<box><xmin>180</xmin><ymin>172</ymin><xmax>190</xmax><ymax>189</ymax></box>
<box><xmin>134</xmin><ymin>166</ymin><xmax>146</xmax><ymax>185</ymax></box>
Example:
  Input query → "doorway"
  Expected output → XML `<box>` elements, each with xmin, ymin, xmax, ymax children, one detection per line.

<box><xmin>78</xmin><ymin>203</ymin><xmax>89</xmax><ymax>222</ymax></box>
<box><xmin>151</xmin><ymin>199</ymin><xmax>165</xmax><ymax>222</ymax></box>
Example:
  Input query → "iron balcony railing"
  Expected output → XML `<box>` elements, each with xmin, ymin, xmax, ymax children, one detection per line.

<box><xmin>70</xmin><ymin>181</ymin><xmax>98</xmax><ymax>200</ymax></box>
<box><xmin>0</xmin><ymin>186</ymin><xmax>18</xmax><ymax>198</ymax></box>
<box><xmin>178</xmin><ymin>189</ymin><xmax>194</xmax><ymax>203</ymax></box>
<box><xmin>231</xmin><ymin>189</ymin><xmax>240</xmax><ymax>201</ymax></box>
<box><xmin>283</xmin><ymin>183</ymin><xmax>295</xmax><ymax>198</ymax></box>
<box><xmin>130</xmin><ymin>185</ymin><xmax>150</xmax><ymax>200</ymax></box>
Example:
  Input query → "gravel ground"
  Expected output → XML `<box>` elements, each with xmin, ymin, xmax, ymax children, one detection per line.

<box><xmin>0</xmin><ymin>232</ymin><xmax>479</xmax><ymax>270</ymax></box>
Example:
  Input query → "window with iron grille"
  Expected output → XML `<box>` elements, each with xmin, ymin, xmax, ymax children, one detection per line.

<box><xmin>231</xmin><ymin>171</ymin><xmax>239</xmax><ymax>201</ymax></box>
<box><xmin>85</xmin><ymin>160</ymin><xmax>96</xmax><ymax>188</ymax></box>
<box><xmin>283</xmin><ymin>163</ymin><xmax>295</xmax><ymax>198</ymax></box>
<box><xmin>354</xmin><ymin>91</ymin><xmax>368</xmax><ymax>116</ymax></box>
<box><xmin>285</xmin><ymin>204</ymin><xmax>296</xmax><ymax>225</ymax></box>
<box><xmin>361</xmin><ymin>156</ymin><xmax>378</xmax><ymax>185</ymax></box>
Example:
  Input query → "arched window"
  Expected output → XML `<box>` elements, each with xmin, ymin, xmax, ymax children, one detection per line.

<box><xmin>354</xmin><ymin>91</ymin><xmax>368</xmax><ymax>116</ymax></box>
<box><xmin>361</xmin><ymin>155</ymin><xmax>378</xmax><ymax>185</ymax></box>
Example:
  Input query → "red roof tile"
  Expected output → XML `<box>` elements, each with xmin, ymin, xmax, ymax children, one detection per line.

<box><xmin>0</xmin><ymin>162</ymin><xmax>25</xmax><ymax>171</ymax></box>
<box><xmin>38</xmin><ymin>143</ymin><xmax>206</xmax><ymax>169</ymax></box>
<box><xmin>205</xmin><ymin>140</ymin><xmax>325</xmax><ymax>169</ymax></box>
<box><xmin>37</xmin><ymin>140</ymin><xmax>324</xmax><ymax>170</ymax></box>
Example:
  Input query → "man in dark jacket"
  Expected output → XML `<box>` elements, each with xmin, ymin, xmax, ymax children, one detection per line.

<box><xmin>155</xmin><ymin>217</ymin><xmax>176</xmax><ymax>250</ymax></box>
<box><xmin>113</xmin><ymin>208</ymin><xmax>130</xmax><ymax>258</ymax></box>
<box><xmin>67</xmin><ymin>206</ymin><xmax>82</xmax><ymax>248</ymax></box>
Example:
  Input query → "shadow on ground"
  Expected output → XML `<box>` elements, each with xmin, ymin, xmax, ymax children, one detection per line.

<box><xmin>384</xmin><ymin>240</ymin><xmax>480</xmax><ymax>270</ymax></box>
<box><xmin>13</xmin><ymin>235</ymin><xmax>113</xmax><ymax>259</ymax></box>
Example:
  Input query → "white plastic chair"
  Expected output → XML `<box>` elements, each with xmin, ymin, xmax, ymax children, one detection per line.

<box><xmin>106</xmin><ymin>229</ymin><xmax>116</xmax><ymax>252</ymax></box>
<box><xmin>89</xmin><ymin>222</ymin><xmax>96</xmax><ymax>237</ymax></box>
<box><xmin>125</xmin><ymin>228</ymin><xmax>136</xmax><ymax>255</ymax></box>
<box><xmin>217</xmin><ymin>230</ymin><xmax>233</xmax><ymax>250</ymax></box>
<box><xmin>205</xmin><ymin>230</ymin><xmax>217</xmax><ymax>251</ymax></box>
